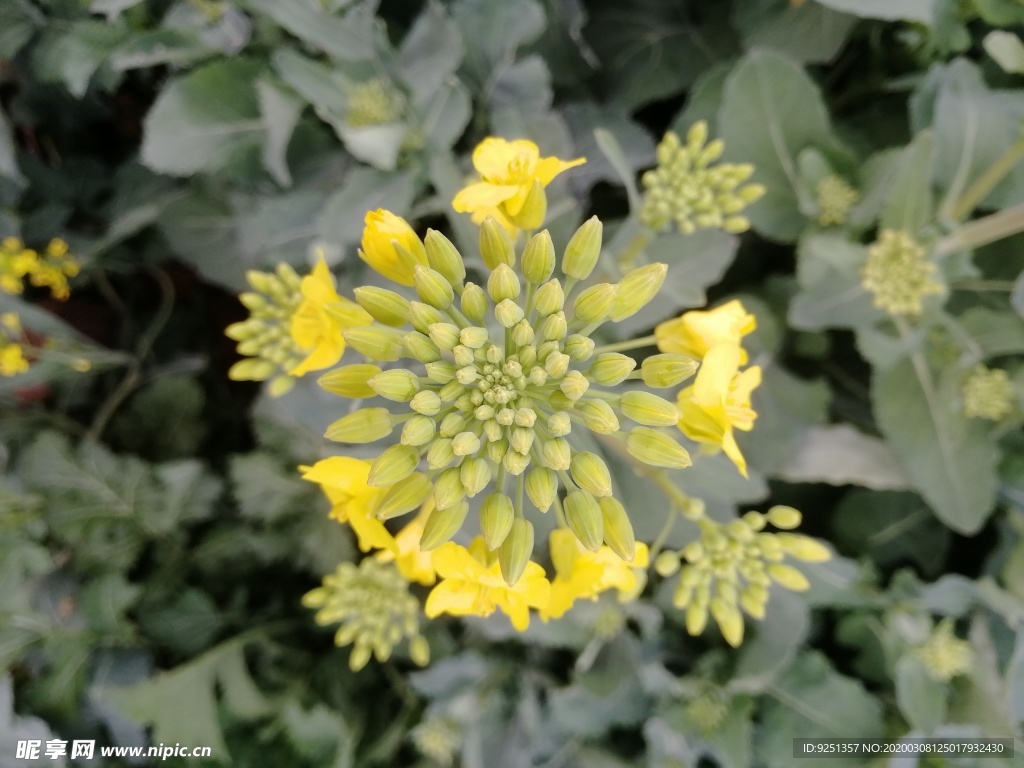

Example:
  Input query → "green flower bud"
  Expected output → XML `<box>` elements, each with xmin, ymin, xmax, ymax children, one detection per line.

<box><xmin>414</xmin><ymin>265</ymin><xmax>455</xmax><ymax>310</ymax></box>
<box><xmin>654</xmin><ymin>551</ymin><xmax>680</xmax><ymax>576</ymax></box>
<box><xmin>428</xmin><ymin>322</ymin><xmax>462</xmax><ymax>350</ymax></box>
<box><xmin>503</xmin><ymin>449</ymin><xmax>531</xmax><ymax>475</ymax></box>
<box><xmin>354</xmin><ymin>286</ymin><xmax>411</xmax><ymax>326</ymax></box>
<box><xmin>563</xmin><ymin>334</ymin><xmax>595</xmax><ymax>361</ymax></box>
<box><xmin>424</xmin><ymin>229</ymin><xmax>466</xmax><ymax>287</ymax></box>
<box><xmin>512</xmin><ymin>319</ymin><xmax>535</xmax><ymax>346</ymax></box>
<box><xmin>495</xmin><ymin>298</ymin><xmax>524</xmax><ymax>327</ymax></box>
<box><xmin>534</xmin><ymin>279</ymin><xmax>565</xmax><ymax>316</ymax></box>
<box><xmin>460</xmin><ymin>458</ymin><xmax>492</xmax><ymax>497</ymax></box>
<box><xmin>590</xmin><ymin>352</ymin><xmax>636</xmax><ymax>385</ymax></box>
<box><xmin>507</xmin><ymin>426</ymin><xmax>533</xmax><ymax>454</ymax></box>
<box><xmin>460</xmin><ymin>326</ymin><xmax>489</xmax><ymax>349</ymax></box>
<box><xmin>766</xmin><ymin>505</ymin><xmax>802</xmax><ymax>530</ymax></box>
<box><xmin>740</xmin><ymin>584</ymin><xmax>768</xmax><ymax>619</ymax></box>
<box><xmin>401</xmin><ymin>414</ymin><xmax>437</xmax><ymax>446</ymax></box>
<box><xmin>427</xmin><ymin>438</ymin><xmax>455</xmax><ymax>469</ymax></box>
<box><xmin>438</xmin><ymin>380</ymin><xmax>463</xmax><ymax>402</ymax></box>
<box><xmin>570</xmin><ymin>451</ymin><xmax>613</xmax><ymax>497</ymax></box>
<box><xmin>499</xmin><ymin>519</ymin><xmax>535</xmax><ymax>585</ymax></box>
<box><xmin>518</xmin><ymin>344</ymin><xmax>538</xmax><ymax>368</ymax></box>
<box><xmin>609</xmin><ymin>263</ymin><xmax>668</xmax><ymax>321</ymax></box>
<box><xmin>516</xmin><ymin>179</ymin><xmax>546</xmax><ymax>230</ymax></box>
<box><xmin>369</xmin><ymin>369</ymin><xmax>421</xmax><ymax>401</ymax></box>
<box><xmin>481</xmin><ymin>493</ymin><xmax>515</xmax><ymax>549</ymax></box>
<box><xmin>409</xmin><ymin>301</ymin><xmax>447</xmax><ymax>334</ymax></box>
<box><xmin>547</xmin><ymin>411</ymin><xmax>572</xmax><ymax>436</ymax></box>
<box><xmin>403</xmin><ymin>331</ymin><xmax>442</xmax><ymax>363</ymax></box>
<box><xmin>562</xmin><ymin>216</ymin><xmax>603</xmax><ymax>280</ymax></box>
<box><xmin>425</xmin><ymin>361</ymin><xmax>457</xmax><ymax>383</ymax></box>
<box><xmin>453</xmin><ymin>345</ymin><xmax>475</xmax><ymax>367</ymax></box>
<box><xmin>710</xmin><ymin>597</ymin><xmax>743</xmax><ymax>647</ymax></box>
<box><xmin>319</xmin><ymin>364</ymin><xmax>381</xmax><ymax>398</ymax></box>
<box><xmin>480</xmin><ymin>216</ymin><xmax>516</xmax><ymax>269</ymax></box>
<box><xmin>487</xmin><ymin>437</ymin><xmax>509</xmax><ymax>463</ymax></box>
<box><xmin>641</xmin><ymin>354</ymin><xmax>699</xmax><ymax>388</ymax></box>
<box><xmin>325</xmin><ymin>407</ymin><xmax>394</xmax><ymax>443</ymax></box>
<box><xmin>482</xmin><ymin>418</ymin><xmax>502</xmax><ymax>442</ymax></box>
<box><xmin>559</xmin><ymin>370</ymin><xmax>590</xmax><ymax>401</ymax></box>
<box><xmin>620</xmin><ymin>390</ymin><xmax>679</xmax><ymax>426</ymax></box>
<box><xmin>686</xmin><ymin>600</ymin><xmax>709</xmax><ymax>636</ymax></box>
<box><xmin>776</xmin><ymin>533</ymin><xmax>830</xmax><ymax>562</ymax></box>
<box><xmin>539</xmin><ymin>311</ymin><xmax>568</xmax><ymax>341</ymax></box>
<box><xmin>368</xmin><ymin>444</ymin><xmax>420</xmax><ymax>487</ymax></box>
<box><xmin>522</xmin><ymin>230</ymin><xmax>555</xmax><ymax>284</ymax></box>
<box><xmin>599</xmin><ymin>497</ymin><xmax>635</xmax><ymax>560</ymax></box>
<box><xmin>439</xmin><ymin>413</ymin><xmax>468</xmax><ymax>436</ymax></box>
<box><xmin>488</xmin><ymin>263</ymin><xmax>521</xmax><ymax>302</ymax></box>
<box><xmin>343</xmin><ymin>326</ymin><xmax>405</xmax><ymax>361</ymax></box>
<box><xmin>452</xmin><ymin>431</ymin><xmax>481</xmax><ymax>456</ymax></box>
<box><xmin>420</xmin><ymin>499</ymin><xmax>470</xmax><ymax>550</ymax></box>
<box><xmin>564</xmin><ymin>490</ymin><xmax>604</xmax><ymax>551</ymax></box>
<box><xmin>541</xmin><ymin>437</ymin><xmax>572</xmax><ymax>470</ymax></box>
<box><xmin>372</xmin><ymin>472</ymin><xmax>433</xmax><ymax>520</ymax></box>
<box><xmin>626</xmin><ymin>427</ymin><xmax>692</xmax><ymax>468</ymax></box>
<box><xmin>579</xmin><ymin>399</ymin><xmax>620</xmax><ymax>434</ymax></box>
<box><xmin>547</xmin><ymin>391</ymin><xmax>574</xmax><ymax>411</ymax></box>
<box><xmin>525</xmin><ymin>467</ymin><xmax>558</xmax><ymax>511</ymax></box>
<box><xmin>544</xmin><ymin>351</ymin><xmax>570</xmax><ymax>378</ymax></box>
<box><xmin>434</xmin><ymin>467</ymin><xmax>467</xmax><ymax>510</ymax></box>
<box><xmin>461</xmin><ymin>282</ymin><xmax>488</xmax><ymax>322</ymax></box>
<box><xmin>766</xmin><ymin>563</ymin><xmax>810</xmax><ymax>591</ymax></box>
<box><xmin>573</xmin><ymin>283</ymin><xmax>617</xmax><ymax>324</ymax></box>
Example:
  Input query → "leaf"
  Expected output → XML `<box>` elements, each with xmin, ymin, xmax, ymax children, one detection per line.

<box><xmin>336</xmin><ymin>123</ymin><xmax>407</xmax><ymax>171</ymax></box>
<box><xmin>814</xmin><ymin>0</ymin><xmax>936</xmax><ymax>22</ymax></box>
<box><xmin>873</xmin><ymin>357</ymin><xmax>999</xmax><ymax>534</ymax></box>
<box><xmin>238</xmin><ymin>0</ymin><xmax>375</xmax><ymax>61</ymax></box>
<box><xmin>593</xmin><ymin>128</ymin><xmax>642</xmax><ymax>212</ymax></box>
<box><xmin>563</xmin><ymin>104</ymin><xmax>655</xmax><ymax>199</ymax></box>
<box><xmin>137</xmin><ymin>589</ymin><xmax>223</xmax><ymax>657</ymax></box>
<box><xmin>958</xmin><ymin>307</ymin><xmax>1024</xmax><ymax>357</ymax></box>
<box><xmin>895</xmin><ymin>656</ymin><xmax>947</xmax><ymax>732</ymax></box>
<box><xmin>732</xmin><ymin>0</ymin><xmax>857</xmax><ymax>64</ymax></box>
<box><xmin>272</xmin><ymin>48</ymin><xmax>348</xmax><ymax>116</ymax></box>
<box><xmin>90</xmin><ymin>0</ymin><xmax>145</xmax><ymax>20</ymax></box>
<box><xmin>488</xmin><ymin>54</ymin><xmax>553</xmax><ymax>113</ymax></box>
<box><xmin>80</xmin><ymin>573</ymin><xmax>141</xmax><ymax>636</ymax></box>
<box><xmin>789</xmin><ymin>234</ymin><xmax>882</xmax><ymax>331</ymax></box>
<box><xmin>984</xmin><ymin>30</ymin><xmax>1024</xmax><ymax>74</ymax></box>
<box><xmin>257</xmin><ymin>79</ymin><xmax>303</xmax><ymax>187</ymax></box>
<box><xmin>451</xmin><ymin>0</ymin><xmax>546</xmax><ymax>89</ymax></box>
<box><xmin>109</xmin><ymin>28</ymin><xmax>213</xmax><ymax>71</ymax></box>
<box><xmin>317</xmin><ymin>167</ymin><xmax>417</xmax><ymax>247</ymax></box>
<box><xmin>399</xmin><ymin>0</ymin><xmax>464</xmax><ymax>98</ymax></box>
<box><xmin>777</xmin><ymin>425</ymin><xmax>912</xmax><ymax>490</ymax></box>
<box><xmin>719</xmin><ymin>50</ymin><xmax>845</xmax><ymax>242</ymax></box>
<box><xmin>417</xmin><ymin>79</ymin><xmax>471</xmax><ymax>150</ymax></box>
<box><xmin>157</xmin><ymin>189</ymin><xmax>248</xmax><ymax>290</ymax></box>
<box><xmin>880</xmin><ymin>131</ymin><xmax>935</xmax><ymax>233</ymax></box>
<box><xmin>230</xmin><ymin>452</ymin><xmax>313</xmax><ymax>524</ymax></box>
<box><xmin>0</xmin><ymin>0</ymin><xmax>42</xmax><ymax>59</ymax></box>
<box><xmin>142</xmin><ymin>59</ymin><xmax>266</xmax><ymax>176</ymax></box>
<box><xmin>0</xmin><ymin>108</ymin><xmax>23</xmax><ymax>184</ymax></box>
<box><xmin>1008</xmin><ymin>628</ymin><xmax>1024</xmax><ymax>726</ymax></box>
<box><xmin>31</xmin><ymin>20</ymin><xmax>128</xmax><ymax>98</ymax></box>
<box><xmin>730</xmin><ymin>590</ymin><xmax>809</xmax><ymax>694</ymax></box>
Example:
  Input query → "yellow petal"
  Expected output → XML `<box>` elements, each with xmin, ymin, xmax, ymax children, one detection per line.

<box><xmin>533</xmin><ymin>155</ymin><xmax>586</xmax><ymax>186</ymax></box>
<box><xmin>301</xmin><ymin>457</ymin><xmax>372</xmax><ymax>496</ymax></box>
<box><xmin>693</xmin><ymin>344</ymin><xmax>742</xmax><ymax>405</ymax></box>
<box><xmin>472</xmin><ymin>138</ymin><xmax>539</xmax><ymax>180</ymax></box>
<box><xmin>431</xmin><ymin>541</ymin><xmax>486</xmax><ymax>581</ymax></box>
<box><xmin>425</xmin><ymin>579</ymin><xmax>487</xmax><ymax>618</ymax></box>
<box><xmin>452</xmin><ymin>182</ymin><xmax>520</xmax><ymax>213</ymax></box>
<box><xmin>720</xmin><ymin>428</ymin><xmax>748</xmax><ymax>477</ymax></box>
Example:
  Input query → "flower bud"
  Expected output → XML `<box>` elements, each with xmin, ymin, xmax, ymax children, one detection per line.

<box><xmin>482</xmin><ymin>418</ymin><xmax>502</xmax><ymax>442</ymax></box>
<box><xmin>452</xmin><ymin>431</ymin><xmax>481</xmax><ymax>456</ymax></box>
<box><xmin>508</xmin><ymin>426</ymin><xmax>533</xmax><ymax>454</ymax></box>
<box><xmin>573</xmin><ymin>283</ymin><xmax>617</xmax><ymax>324</ymax></box>
<box><xmin>368</xmin><ymin>444</ymin><xmax>420</xmax><ymax>487</ymax></box>
<box><xmin>480</xmin><ymin>493</ymin><xmax>515</xmax><ymax>549</ymax></box>
<box><xmin>544</xmin><ymin>351</ymin><xmax>570</xmax><ymax>378</ymax></box>
<box><xmin>343</xmin><ymin>326</ymin><xmax>405</xmax><ymax>361</ymax></box>
<box><xmin>480</xmin><ymin>216</ymin><xmax>515</xmax><ymax>269</ymax></box>
<box><xmin>641</xmin><ymin>354</ymin><xmax>699</xmax><ymax>388</ymax></box>
<box><xmin>427</xmin><ymin>438</ymin><xmax>455</xmax><ymax>469</ymax></box>
<box><xmin>499</xmin><ymin>519</ymin><xmax>535</xmax><ymax>585</ymax></box>
<box><xmin>425</xmin><ymin>361</ymin><xmax>457</xmax><ymax>383</ymax></box>
<box><xmin>522</xmin><ymin>230</ymin><xmax>555</xmax><ymax>284</ymax></box>
<box><xmin>766</xmin><ymin>505</ymin><xmax>802</xmax><ymax>529</ymax></box>
<box><xmin>563</xmin><ymin>334</ymin><xmax>595</xmax><ymax>361</ymax></box>
<box><xmin>503</xmin><ymin>449</ymin><xmax>531</xmax><ymax>475</ymax></box>
<box><xmin>495</xmin><ymin>298</ymin><xmax>524</xmax><ymax>328</ymax></box>
<box><xmin>439</xmin><ymin>413</ymin><xmax>467</xmax><ymax>436</ymax></box>
<box><xmin>488</xmin><ymin>263</ymin><xmax>521</xmax><ymax>302</ymax></box>
<box><xmin>461</xmin><ymin>282</ymin><xmax>488</xmax><ymax>322</ymax></box>
<box><xmin>710</xmin><ymin>597</ymin><xmax>744</xmax><ymax>647</ymax></box>
<box><xmin>570</xmin><ymin>451</ymin><xmax>612</xmax><ymax>497</ymax></box>
<box><xmin>776</xmin><ymin>533</ymin><xmax>830</xmax><ymax>562</ymax></box>
<box><xmin>626</xmin><ymin>427</ymin><xmax>692</xmax><ymax>468</ymax></box>
<box><xmin>434</xmin><ymin>467</ymin><xmax>467</xmax><ymax>510</ymax></box>
<box><xmin>740</xmin><ymin>584</ymin><xmax>768</xmax><ymax>619</ymax></box>
<box><xmin>541</xmin><ymin>437</ymin><xmax>572</xmax><ymax>470</ymax></box>
<box><xmin>686</xmin><ymin>601</ymin><xmax>709</xmax><ymax>636</ymax></box>
<box><xmin>325</xmin><ymin>407</ymin><xmax>393</xmax><ymax>443</ymax></box>
<box><xmin>512</xmin><ymin>319</ymin><xmax>535</xmax><ymax>346</ymax></box>
<box><xmin>589</xmin><ymin>353</ymin><xmax>636</xmax><ymax>385</ymax></box>
<box><xmin>609</xmin><ymin>263</ymin><xmax>668</xmax><ymax>321</ymax></box>
<box><xmin>525</xmin><ymin>467</ymin><xmax>558</xmax><ymax>512</ymax></box>
<box><xmin>354</xmin><ymin>286</ymin><xmax>411</xmax><ymax>326</ymax></box>
<box><xmin>515</xmin><ymin>179</ymin><xmax>546</xmax><ymax>229</ymax></box>
<box><xmin>766</xmin><ymin>563</ymin><xmax>810</xmax><ymax>591</ymax></box>
<box><xmin>599</xmin><ymin>497</ymin><xmax>635</xmax><ymax>560</ymax></box>
<box><xmin>562</xmin><ymin>216</ymin><xmax>602</xmax><ymax>280</ymax></box>
<box><xmin>534</xmin><ymin>280</ymin><xmax>565</xmax><ymax>316</ymax></box>
<box><xmin>369</xmin><ymin>369</ymin><xmax>421</xmax><ymax>401</ymax></box>
<box><xmin>428</xmin><ymin>323</ymin><xmax>461</xmax><ymax>350</ymax></box>
<box><xmin>453</xmin><ymin>345</ymin><xmax>475</xmax><ymax>367</ymax></box>
<box><xmin>547</xmin><ymin>411</ymin><xmax>572</xmax><ymax>437</ymax></box>
<box><xmin>319</xmin><ymin>364</ymin><xmax>381</xmax><ymax>398</ymax></box>
<box><xmin>399</xmin><ymin>412</ymin><xmax>436</xmax><ymax>444</ymax></box>
<box><xmin>409</xmin><ymin>301</ymin><xmax>447</xmax><ymax>334</ymax></box>
<box><xmin>654</xmin><ymin>551</ymin><xmax>680</xmax><ymax>576</ymax></box>
<box><xmin>621</xmin><ymin>391</ymin><xmax>679</xmax><ymax>426</ymax></box>
<box><xmin>558</xmin><ymin>370</ymin><xmax>589</xmax><ymax>401</ymax></box>
<box><xmin>372</xmin><ymin>472</ymin><xmax>433</xmax><ymax>520</ymax></box>
<box><xmin>459</xmin><ymin>458</ymin><xmax>490</xmax><ymax>497</ymax></box>
<box><xmin>564</xmin><ymin>490</ymin><xmax>604</xmax><ymax>551</ymax></box>
<box><xmin>420</xmin><ymin>499</ymin><xmax>469</xmax><ymax>550</ymax></box>
<box><xmin>539</xmin><ymin>311</ymin><xmax>568</xmax><ymax>341</ymax></box>
<box><xmin>414</xmin><ymin>265</ymin><xmax>455</xmax><ymax>310</ymax></box>
<box><xmin>438</xmin><ymin>380</ymin><xmax>463</xmax><ymax>402</ymax></box>
<box><xmin>424</xmin><ymin>229</ymin><xmax>466</xmax><ymax>286</ymax></box>
<box><xmin>403</xmin><ymin>331</ymin><xmax>441</xmax><ymax>363</ymax></box>
<box><xmin>518</xmin><ymin>345</ymin><xmax>537</xmax><ymax>368</ymax></box>
<box><xmin>460</xmin><ymin>326</ymin><xmax>489</xmax><ymax>349</ymax></box>
<box><xmin>579</xmin><ymin>400</ymin><xmax>619</xmax><ymax>434</ymax></box>
<box><xmin>487</xmin><ymin>437</ymin><xmax>509</xmax><ymax>463</ymax></box>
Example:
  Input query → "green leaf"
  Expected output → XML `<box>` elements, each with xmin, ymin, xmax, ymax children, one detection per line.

<box><xmin>731</xmin><ymin>590</ymin><xmax>809</xmax><ymax>694</ymax></box>
<box><xmin>814</xmin><ymin>0</ymin><xmax>935</xmax><ymax>22</ymax></box>
<box><xmin>1008</xmin><ymin>628</ymin><xmax>1024</xmax><ymax>725</ymax></box>
<box><xmin>317</xmin><ymin>167</ymin><xmax>417</xmax><ymax>247</ymax></box>
<box><xmin>31</xmin><ymin>20</ymin><xmax>127</xmax><ymax>98</ymax></box>
<box><xmin>895</xmin><ymin>655</ymin><xmax>948</xmax><ymax>733</ymax></box>
<box><xmin>789</xmin><ymin>234</ymin><xmax>882</xmax><ymax>330</ymax></box>
<box><xmin>733</xmin><ymin>0</ymin><xmax>857</xmax><ymax>64</ymax></box>
<box><xmin>230</xmin><ymin>452</ymin><xmax>312</xmax><ymax>524</ymax></box>
<box><xmin>137</xmin><ymin>589</ymin><xmax>223</xmax><ymax>657</ymax></box>
<box><xmin>399</xmin><ymin>0</ymin><xmax>464</xmax><ymax>98</ymax></box>
<box><xmin>336</xmin><ymin>123</ymin><xmax>407</xmax><ymax>171</ymax></box>
<box><xmin>984</xmin><ymin>31</ymin><xmax>1024</xmax><ymax>74</ymax></box>
<box><xmin>873</xmin><ymin>357</ymin><xmax>999</xmax><ymax>534</ymax></box>
<box><xmin>719</xmin><ymin>50</ymin><xmax>845</xmax><ymax>242</ymax></box>
<box><xmin>90</xmin><ymin>0</ymin><xmax>145</xmax><ymax>20</ymax></box>
<box><xmin>777</xmin><ymin>425</ymin><xmax>912</xmax><ymax>490</ymax></box>
<box><xmin>257</xmin><ymin>79</ymin><xmax>303</xmax><ymax>187</ymax></box>
<box><xmin>80</xmin><ymin>573</ymin><xmax>141</xmax><ymax>636</ymax></box>
<box><xmin>239</xmin><ymin>0</ymin><xmax>375</xmax><ymax>60</ymax></box>
<box><xmin>563</xmin><ymin>103</ymin><xmax>655</xmax><ymax>197</ymax></box>
<box><xmin>593</xmin><ymin>128</ymin><xmax>642</xmax><ymax>212</ymax></box>
<box><xmin>671</xmin><ymin>62</ymin><xmax>732</xmax><ymax>137</ymax></box>
<box><xmin>417</xmin><ymin>79</ymin><xmax>471</xmax><ymax>150</ymax></box>
<box><xmin>141</xmin><ymin>59</ymin><xmax>266</xmax><ymax>177</ymax></box>
<box><xmin>0</xmin><ymin>0</ymin><xmax>42</xmax><ymax>59</ymax></box>
<box><xmin>272</xmin><ymin>48</ymin><xmax>348</xmax><ymax>116</ymax></box>
<box><xmin>879</xmin><ymin>131</ymin><xmax>935</xmax><ymax>233</ymax></box>
<box><xmin>451</xmin><ymin>0</ymin><xmax>545</xmax><ymax>89</ymax></box>
<box><xmin>958</xmin><ymin>307</ymin><xmax>1024</xmax><ymax>356</ymax></box>
<box><xmin>0</xmin><ymin>108</ymin><xmax>23</xmax><ymax>184</ymax></box>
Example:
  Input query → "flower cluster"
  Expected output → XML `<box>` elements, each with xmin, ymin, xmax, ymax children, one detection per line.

<box><xmin>302</xmin><ymin>558</ymin><xmax>430</xmax><ymax>671</ymax></box>
<box><xmin>913</xmin><ymin>619</ymin><xmax>973</xmax><ymax>682</ymax></box>
<box><xmin>411</xmin><ymin>717</ymin><xmax>461</xmax><ymax>766</ymax></box>
<box><xmin>962</xmin><ymin>364</ymin><xmax>1014</xmax><ymax>421</ymax></box>
<box><xmin>226</xmin><ymin>259</ymin><xmax>372</xmax><ymax>396</ymax></box>
<box><xmin>654</xmin><ymin>506</ymin><xmax>829</xmax><ymax>646</ymax></box>
<box><xmin>452</xmin><ymin>138</ymin><xmax>585</xmax><ymax>233</ymax></box>
<box><xmin>815</xmin><ymin>174</ymin><xmax>859</xmax><ymax>227</ymax></box>
<box><xmin>0</xmin><ymin>313</ymin><xmax>29</xmax><ymax>378</ymax></box>
<box><xmin>639</xmin><ymin>123</ymin><xmax>765</xmax><ymax>235</ymax></box>
<box><xmin>861</xmin><ymin>229</ymin><xmax>944</xmax><ymax>316</ymax></box>
<box><xmin>0</xmin><ymin>237</ymin><xmax>79</xmax><ymax>299</ymax></box>
<box><xmin>346</xmin><ymin>77</ymin><xmax>404</xmax><ymax>128</ymax></box>
<box><xmin>683</xmin><ymin>685</ymin><xmax>731</xmax><ymax>735</ymax></box>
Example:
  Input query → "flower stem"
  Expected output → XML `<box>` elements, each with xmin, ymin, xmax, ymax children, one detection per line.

<box><xmin>590</xmin><ymin>335</ymin><xmax>657</xmax><ymax>355</ymax></box>
<box><xmin>935</xmin><ymin>202</ymin><xmax>1024</xmax><ymax>258</ymax></box>
<box><xmin>949</xmin><ymin>138</ymin><xmax>1024</xmax><ymax>221</ymax></box>
<box><xmin>617</xmin><ymin>231</ymin><xmax>653</xmax><ymax>271</ymax></box>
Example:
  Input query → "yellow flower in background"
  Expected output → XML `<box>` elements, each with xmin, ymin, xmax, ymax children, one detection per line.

<box><xmin>452</xmin><ymin>138</ymin><xmax>585</xmax><ymax>230</ymax></box>
<box><xmin>677</xmin><ymin>344</ymin><xmax>761</xmax><ymax>477</ymax></box>
<box><xmin>376</xmin><ymin>504</ymin><xmax>438</xmax><ymax>586</ymax></box>
<box><xmin>655</xmin><ymin>300</ymin><xmax>756</xmax><ymax>363</ymax></box>
<box><xmin>425</xmin><ymin>537</ymin><xmax>550</xmax><ymax>630</ymax></box>
<box><xmin>360</xmin><ymin>209</ymin><xmax>428</xmax><ymax>285</ymax></box>
<box><xmin>289</xmin><ymin>257</ymin><xmax>372</xmax><ymax>376</ymax></box>
<box><xmin>541</xmin><ymin>529</ymin><xmax>649</xmax><ymax>620</ymax></box>
<box><xmin>0</xmin><ymin>340</ymin><xmax>29</xmax><ymax>377</ymax></box>
<box><xmin>1</xmin><ymin>237</ymin><xmax>79</xmax><ymax>299</ymax></box>
<box><xmin>301</xmin><ymin>457</ymin><xmax>397</xmax><ymax>554</ymax></box>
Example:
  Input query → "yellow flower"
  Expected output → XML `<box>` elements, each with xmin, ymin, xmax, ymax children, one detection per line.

<box><xmin>677</xmin><ymin>344</ymin><xmax>761</xmax><ymax>477</ymax></box>
<box><xmin>0</xmin><ymin>341</ymin><xmax>29</xmax><ymax>377</ymax></box>
<box><xmin>376</xmin><ymin>504</ymin><xmax>437</xmax><ymax>586</ymax></box>
<box><xmin>301</xmin><ymin>457</ymin><xmax>397</xmax><ymax>553</ymax></box>
<box><xmin>655</xmin><ymin>300</ymin><xmax>756</xmax><ymax>364</ymax></box>
<box><xmin>452</xmin><ymin>138</ymin><xmax>585</xmax><ymax>230</ymax></box>
<box><xmin>540</xmin><ymin>529</ymin><xmax>649</xmax><ymax>620</ymax></box>
<box><xmin>289</xmin><ymin>257</ymin><xmax>372</xmax><ymax>376</ymax></box>
<box><xmin>425</xmin><ymin>537</ymin><xmax>550</xmax><ymax>630</ymax></box>
<box><xmin>360</xmin><ymin>209</ymin><xmax>428</xmax><ymax>286</ymax></box>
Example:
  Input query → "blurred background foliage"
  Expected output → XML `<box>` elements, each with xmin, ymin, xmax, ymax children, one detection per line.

<box><xmin>0</xmin><ymin>0</ymin><xmax>1023</xmax><ymax>766</ymax></box>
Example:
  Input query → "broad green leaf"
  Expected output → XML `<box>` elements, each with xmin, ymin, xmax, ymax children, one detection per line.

<box><xmin>272</xmin><ymin>48</ymin><xmax>349</xmax><ymax>116</ymax></box>
<box><xmin>593</xmin><ymin>128</ymin><xmax>642</xmax><ymax>212</ymax></box>
<box><xmin>90</xmin><ymin>0</ymin><xmax>144</xmax><ymax>19</ymax></box>
<box><xmin>895</xmin><ymin>655</ymin><xmax>947</xmax><ymax>732</ymax></box>
<box><xmin>257</xmin><ymin>79</ymin><xmax>303</xmax><ymax>187</ymax></box>
<box><xmin>157</xmin><ymin>189</ymin><xmax>246</xmax><ymax>290</ymax></box>
<box><xmin>80</xmin><ymin>573</ymin><xmax>141</xmax><ymax>636</ymax></box>
<box><xmin>230</xmin><ymin>452</ymin><xmax>312</xmax><ymax>524</ymax></box>
<box><xmin>719</xmin><ymin>50</ymin><xmax>845</xmax><ymax>242</ymax></box>
<box><xmin>671</xmin><ymin>62</ymin><xmax>732</xmax><ymax>137</ymax></box>
<box><xmin>31</xmin><ymin>20</ymin><xmax>127</xmax><ymax>98</ymax></box>
<box><xmin>1008</xmin><ymin>629</ymin><xmax>1024</xmax><ymax>725</ymax></box>
<box><xmin>733</xmin><ymin>0</ymin><xmax>856</xmax><ymax>64</ymax></box>
<box><xmin>0</xmin><ymin>0</ymin><xmax>42</xmax><ymax>59</ymax></box>
<box><xmin>141</xmin><ymin>59</ymin><xmax>266</xmax><ymax>176</ymax></box>
<box><xmin>984</xmin><ymin>31</ymin><xmax>1024</xmax><ymax>74</ymax></box>
<box><xmin>137</xmin><ymin>589</ymin><xmax>223</xmax><ymax>657</ymax></box>
<box><xmin>417</xmin><ymin>79</ymin><xmax>471</xmax><ymax>150</ymax></box>
<box><xmin>789</xmin><ymin>234</ymin><xmax>882</xmax><ymax>330</ymax></box>
<box><xmin>731</xmin><ymin>590</ymin><xmax>809</xmax><ymax>694</ymax></box>
<box><xmin>109</xmin><ymin>28</ymin><xmax>213</xmax><ymax>71</ymax></box>
<box><xmin>399</xmin><ymin>0</ymin><xmax>464</xmax><ymax>98</ymax></box>
<box><xmin>957</xmin><ymin>307</ymin><xmax>1024</xmax><ymax>357</ymax></box>
<box><xmin>239</xmin><ymin>0</ymin><xmax>375</xmax><ymax>61</ymax></box>
<box><xmin>873</xmin><ymin>358</ymin><xmax>999</xmax><ymax>534</ymax></box>
<box><xmin>336</xmin><ymin>123</ymin><xmax>406</xmax><ymax>171</ymax></box>
<box><xmin>451</xmin><ymin>0</ymin><xmax>545</xmax><ymax>89</ymax></box>
<box><xmin>489</xmin><ymin>54</ymin><xmax>553</xmax><ymax>113</ymax></box>
<box><xmin>563</xmin><ymin>103</ymin><xmax>654</xmax><ymax>197</ymax></box>
<box><xmin>317</xmin><ymin>167</ymin><xmax>417</xmax><ymax>247</ymax></box>
<box><xmin>880</xmin><ymin>131</ymin><xmax>935</xmax><ymax>233</ymax></box>
<box><xmin>777</xmin><ymin>425</ymin><xmax>912</xmax><ymax>490</ymax></box>
<box><xmin>0</xmin><ymin>109</ymin><xmax>23</xmax><ymax>184</ymax></box>
<box><xmin>815</xmin><ymin>0</ymin><xmax>936</xmax><ymax>22</ymax></box>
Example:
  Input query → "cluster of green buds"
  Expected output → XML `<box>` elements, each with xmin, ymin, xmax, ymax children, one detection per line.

<box><xmin>225</xmin><ymin>264</ymin><xmax>305</xmax><ymax>395</ymax></box>
<box><xmin>683</xmin><ymin>685</ymin><xmax>731</xmax><ymax>735</ymax></box>
<box><xmin>346</xmin><ymin>77</ymin><xmax>405</xmax><ymax>128</ymax></box>
<box><xmin>301</xmin><ymin>559</ymin><xmax>429</xmax><ymax>671</ymax></box>
<box><xmin>654</xmin><ymin>506</ymin><xmax>829</xmax><ymax>646</ymax></box>
<box><xmin>411</xmin><ymin>717</ymin><xmax>461</xmax><ymax>767</ymax></box>
<box><xmin>962</xmin><ymin>364</ymin><xmax>1014</xmax><ymax>421</ymax></box>
<box><xmin>815</xmin><ymin>174</ymin><xmax>859</xmax><ymax>227</ymax></box>
<box><xmin>912</xmin><ymin>619</ymin><xmax>973</xmax><ymax>682</ymax></box>
<box><xmin>860</xmin><ymin>229</ymin><xmax>944</xmax><ymax>316</ymax></box>
<box><xmin>322</xmin><ymin>215</ymin><xmax>700</xmax><ymax>585</ymax></box>
<box><xmin>639</xmin><ymin>122</ymin><xmax>765</xmax><ymax>235</ymax></box>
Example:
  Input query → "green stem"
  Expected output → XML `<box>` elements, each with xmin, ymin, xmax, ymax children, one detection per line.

<box><xmin>935</xmin><ymin>202</ymin><xmax>1024</xmax><ymax>258</ymax></box>
<box><xmin>515</xmin><ymin>473</ymin><xmax>525</xmax><ymax>518</ymax></box>
<box><xmin>591</xmin><ymin>335</ymin><xmax>657</xmax><ymax>355</ymax></box>
<box><xmin>616</xmin><ymin>231</ymin><xmax>653</xmax><ymax>271</ymax></box>
<box><xmin>949</xmin><ymin>138</ymin><xmax>1024</xmax><ymax>221</ymax></box>
<box><xmin>647</xmin><ymin>506</ymin><xmax>678</xmax><ymax>562</ymax></box>
<box><xmin>951</xmin><ymin>279</ymin><xmax>1017</xmax><ymax>292</ymax></box>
